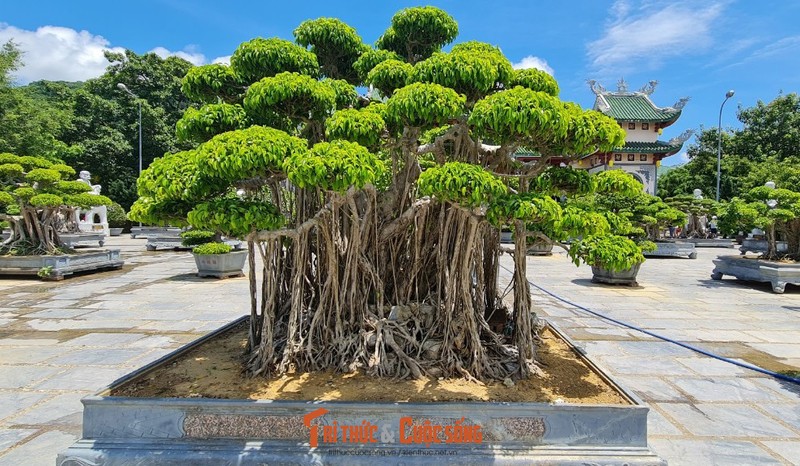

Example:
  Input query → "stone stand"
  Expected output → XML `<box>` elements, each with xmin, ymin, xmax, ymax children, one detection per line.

<box><xmin>643</xmin><ymin>241</ymin><xmax>697</xmax><ymax>259</ymax></box>
<box><xmin>130</xmin><ymin>227</ymin><xmax>184</xmax><ymax>239</ymax></box>
<box><xmin>75</xmin><ymin>205</ymin><xmax>110</xmax><ymax>236</ymax></box>
<box><xmin>57</xmin><ymin>319</ymin><xmax>665</xmax><ymax>466</ymax></box>
<box><xmin>711</xmin><ymin>255</ymin><xmax>799</xmax><ymax>293</ymax></box>
<box><xmin>0</xmin><ymin>249</ymin><xmax>123</xmax><ymax>280</ymax></box>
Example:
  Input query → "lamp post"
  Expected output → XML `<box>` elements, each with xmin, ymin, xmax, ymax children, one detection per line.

<box><xmin>117</xmin><ymin>83</ymin><xmax>142</xmax><ymax>226</ymax></box>
<box><xmin>716</xmin><ymin>89</ymin><xmax>735</xmax><ymax>202</ymax></box>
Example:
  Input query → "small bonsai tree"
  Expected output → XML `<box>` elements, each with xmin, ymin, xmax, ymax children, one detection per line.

<box><xmin>718</xmin><ymin>184</ymin><xmax>800</xmax><ymax>260</ymax></box>
<box><xmin>107</xmin><ymin>202</ymin><xmax>128</xmax><ymax>230</ymax></box>
<box><xmin>665</xmin><ymin>193</ymin><xmax>719</xmax><ymax>238</ymax></box>
<box><xmin>562</xmin><ymin>170</ymin><xmax>657</xmax><ymax>272</ymax></box>
<box><xmin>0</xmin><ymin>153</ymin><xmax>112</xmax><ymax>255</ymax></box>
<box><xmin>180</xmin><ymin>229</ymin><xmax>218</xmax><ymax>248</ymax></box>
<box><xmin>594</xmin><ymin>188</ymin><xmax>686</xmax><ymax>242</ymax></box>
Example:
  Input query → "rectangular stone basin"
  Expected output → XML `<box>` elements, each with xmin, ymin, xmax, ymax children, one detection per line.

<box><xmin>57</xmin><ymin>318</ymin><xmax>665</xmax><ymax>465</ymax></box>
<box><xmin>0</xmin><ymin>249</ymin><xmax>123</xmax><ymax>280</ymax></box>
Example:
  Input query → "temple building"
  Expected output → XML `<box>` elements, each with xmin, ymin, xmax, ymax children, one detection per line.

<box><xmin>516</xmin><ymin>79</ymin><xmax>693</xmax><ymax>195</ymax></box>
<box><xmin>582</xmin><ymin>79</ymin><xmax>692</xmax><ymax>194</ymax></box>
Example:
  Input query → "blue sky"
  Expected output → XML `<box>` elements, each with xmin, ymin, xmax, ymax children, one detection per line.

<box><xmin>2</xmin><ymin>0</ymin><xmax>799</xmax><ymax>166</ymax></box>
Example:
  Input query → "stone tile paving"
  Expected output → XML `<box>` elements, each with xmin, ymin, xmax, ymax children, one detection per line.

<box><xmin>0</xmin><ymin>236</ymin><xmax>249</xmax><ymax>466</ymax></box>
<box><xmin>498</xmin><ymin>246</ymin><xmax>800</xmax><ymax>465</ymax></box>
<box><xmin>0</xmin><ymin>237</ymin><xmax>798</xmax><ymax>465</ymax></box>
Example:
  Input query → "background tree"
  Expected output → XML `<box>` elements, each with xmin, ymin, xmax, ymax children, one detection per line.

<box><xmin>0</xmin><ymin>42</ymin><xmax>80</xmax><ymax>161</ymax></box>
<box><xmin>132</xmin><ymin>6</ymin><xmax>626</xmax><ymax>382</ymax></box>
<box><xmin>59</xmin><ymin>50</ymin><xmax>194</xmax><ymax>209</ymax></box>
<box><xmin>659</xmin><ymin>93</ymin><xmax>800</xmax><ymax>200</ymax></box>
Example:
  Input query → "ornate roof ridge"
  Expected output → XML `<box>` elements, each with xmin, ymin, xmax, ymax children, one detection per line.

<box><xmin>588</xmin><ymin>78</ymin><xmax>690</xmax><ymax>114</ymax></box>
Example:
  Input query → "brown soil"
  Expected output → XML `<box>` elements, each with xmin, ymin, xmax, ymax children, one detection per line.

<box><xmin>112</xmin><ymin>322</ymin><xmax>628</xmax><ymax>404</ymax></box>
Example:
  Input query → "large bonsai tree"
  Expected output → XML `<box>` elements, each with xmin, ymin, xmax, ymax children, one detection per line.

<box><xmin>0</xmin><ymin>153</ymin><xmax>112</xmax><ymax>255</ymax></box>
<box><xmin>665</xmin><ymin>194</ymin><xmax>719</xmax><ymax>238</ymax></box>
<box><xmin>718</xmin><ymin>184</ymin><xmax>800</xmax><ymax>260</ymax></box>
<box><xmin>132</xmin><ymin>7</ymin><xmax>626</xmax><ymax>381</ymax></box>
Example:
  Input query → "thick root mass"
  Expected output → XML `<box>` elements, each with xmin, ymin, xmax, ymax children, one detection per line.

<box><xmin>245</xmin><ymin>185</ymin><xmax>536</xmax><ymax>382</ymax></box>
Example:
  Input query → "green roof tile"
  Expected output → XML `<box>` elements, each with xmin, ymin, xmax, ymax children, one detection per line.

<box><xmin>600</xmin><ymin>94</ymin><xmax>680</xmax><ymax>122</ymax></box>
<box><xmin>613</xmin><ymin>141</ymin><xmax>682</xmax><ymax>154</ymax></box>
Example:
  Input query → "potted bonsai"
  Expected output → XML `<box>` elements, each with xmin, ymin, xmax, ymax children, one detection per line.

<box><xmin>107</xmin><ymin>202</ymin><xmax>128</xmax><ymax>236</ymax></box>
<box><xmin>595</xmin><ymin>189</ymin><xmax>692</xmax><ymax>259</ymax></box>
<box><xmin>0</xmin><ymin>153</ymin><xmax>122</xmax><ymax>279</ymax></box>
<box><xmin>712</xmin><ymin>182</ymin><xmax>800</xmax><ymax>293</ymax></box>
<box><xmin>191</xmin><ymin>241</ymin><xmax>246</xmax><ymax>278</ymax></box>
<box><xmin>179</xmin><ymin>229</ymin><xmax>247</xmax><ymax>278</ymax></box>
<box><xmin>562</xmin><ymin>170</ymin><xmax>657</xmax><ymax>285</ymax></box>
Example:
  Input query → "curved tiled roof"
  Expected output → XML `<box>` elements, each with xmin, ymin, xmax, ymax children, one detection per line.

<box><xmin>598</xmin><ymin>94</ymin><xmax>681</xmax><ymax>122</ymax></box>
<box><xmin>612</xmin><ymin>141</ymin><xmax>683</xmax><ymax>154</ymax></box>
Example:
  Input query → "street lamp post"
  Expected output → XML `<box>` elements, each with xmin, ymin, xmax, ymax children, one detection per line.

<box><xmin>716</xmin><ymin>90</ymin><xmax>735</xmax><ymax>202</ymax></box>
<box><xmin>117</xmin><ymin>83</ymin><xmax>142</xmax><ymax>226</ymax></box>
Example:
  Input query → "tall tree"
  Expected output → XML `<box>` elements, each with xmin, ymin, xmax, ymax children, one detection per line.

<box><xmin>0</xmin><ymin>42</ymin><xmax>79</xmax><ymax>161</ymax></box>
<box><xmin>132</xmin><ymin>7</ymin><xmax>628</xmax><ymax>382</ymax></box>
<box><xmin>60</xmin><ymin>50</ymin><xmax>194</xmax><ymax>209</ymax></box>
<box><xmin>659</xmin><ymin>93</ymin><xmax>800</xmax><ymax>200</ymax></box>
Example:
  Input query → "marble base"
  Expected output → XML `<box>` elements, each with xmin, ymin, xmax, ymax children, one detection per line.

<box><xmin>711</xmin><ymin>255</ymin><xmax>800</xmax><ymax>293</ymax></box>
<box><xmin>684</xmin><ymin>238</ymin><xmax>735</xmax><ymax>248</ymax></box>
<box><xmin>739</xmin><ymin>239</ymin><xmax>788</xmax><ymax>255</ymax></box>
<box><xmin>130</xmin><ymin>227</ymin><xmax>183</xmax><ymax>239</ymax></box>
<box><xmin>60</xmin><ymin>233</ymin><xmax>105</xmax><ymax>248</ymax></box>
<box><xmin>0</xmin><ymin>249</ymin><xmax>123</xmax><ymax>280</ymax></box>
<box><xmin>57</xmin><ymin>319</ymin><xmax>665</xmax><ymax>466</ymax></box>
<box><xmin>644</xmin><ymin>241</ymin><xmax>697</xmax><ymax>259</ymax></box>
<box><xmin>591</xmin><ymin>263</ymin><xmax>641</xmax><ymax>286</ymax></box>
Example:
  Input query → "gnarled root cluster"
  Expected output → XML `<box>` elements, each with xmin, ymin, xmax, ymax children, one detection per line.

<box><xmin>245</xmin><ymin>185</ymin><xmax>537</xmax><ymax>382</ymax></box>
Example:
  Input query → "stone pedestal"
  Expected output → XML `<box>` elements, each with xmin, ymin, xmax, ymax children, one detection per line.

<box><xmin>75</xmin><ymin>205</ymin><xmax>110</xmax><ymax>236</ymax></box>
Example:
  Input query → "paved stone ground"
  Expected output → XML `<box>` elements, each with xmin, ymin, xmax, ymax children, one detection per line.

<box><xmin>498</xmin><ymin>247</ymin><xmax>800</xmax><ymax>466</ymax></box>
<box><xmin>0</xmin><ymin>237</ymin><xmax>797</xmax><ymax>465</ymax></box>
<box><xmin>0</xmin><ymin>236</ymin><xmax>249</xmax><ymax>466</ymax></box>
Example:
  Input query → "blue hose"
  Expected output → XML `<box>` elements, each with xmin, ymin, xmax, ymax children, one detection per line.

<box><xmin>501</xmin><ymin>264</ymin><xmax>800</xmax><ymax>386</ymax></box>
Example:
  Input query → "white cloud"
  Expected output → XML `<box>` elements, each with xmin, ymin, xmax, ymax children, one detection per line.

<box><xmin>674</xmin><ymin>150</ymin><xmax>689</xmax><ymax>164</ymax></box>
<box><xmin>0</xmin><ymin>24</ymin><xmax>126</xmax><ymax>83</ymax></box>
<box><xmin>587</xmin><ymin>1</ymin><xmax>725</xmax><ymax>73</ymax></box>
<box><xmin>149</xmin><ymin>46</ymin><xmax>206</xmax><ymax>66</ymax></box>
<box><xmin>0</xmin><ymin>23</ymin><xmax>224</xmax><ymax>84</ymax></box>
<box><xmin>212</xmin><ymin>55</ymin><xmax>232</xmax><ymax>65</ymax></box>
<box><xmin>512</xmin><ymin>55</ymin><xmax>554</xmax><ymax>75</ymax></box>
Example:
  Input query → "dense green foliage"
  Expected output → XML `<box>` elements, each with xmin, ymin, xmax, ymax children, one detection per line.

<box><xmin>1</xmin><ymin>153</ymin><xmax>112</xmax><ymax>254</ymax></box>
<box><xmin>659</xmin><ymin>93</ymin><xmax>800</xmax><ymax>200</ymax></box>
<box><xmin>718</xmin><ymin>184</ymin><xmax>800</xmax><ymax>260</ymax></box>
<box><xmin>193</xmin><ymin>242</ymin><xmax>233</xmax><ymax>255</ymax></box>
<box><xmin>125</xmin><ymin>6</ymin><xmax>638</xmax><ymax>383</ymax></box>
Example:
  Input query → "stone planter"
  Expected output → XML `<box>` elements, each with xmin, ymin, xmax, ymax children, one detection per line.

<box><xmin>193</xmin><ymin>249</ymin><xmax>247</xmax><ymax>278</ymax></box>
<box><xmin>643</xmin><ymin>241</ymin><xmax>697</xmax><ymax>259</ymax></box>
<box><xmin>591</xmin><ymin>263</ymin><xmax>642</xmax><ymax>286</ymax></box>
<box><xmin>684</xmin><ymin>238</ymin><xmax>735</xmax><ymax>248</ymax></box>
<box><xmin>57</xmin><ymin>318</ymin><xmax>665</xmax><ymax>465</ymax></box>
<box><xmin>130</xmin><ymin>227</ymin><xmax>183</xmax><ymax>239</ymax></box>
<box><xmin>146</xmin><ymin>235</ymin><xmax>190</xmax><ymax>251</ymax></box>
<box><xmin>0</xmin><ymin>249</ymin><xmax>123</xmax><ymax>280</ymax></box>
<box><xmin>711</xmin><ymin>255</ymin><xmax>800</xmax><ymax>293</ymax></box>
<box><xmin>526</xmin><ymin>241</ymin><xmax>553</xmax><ymax>256</ymax></box>
<box><xmin>60</xmin><ymin>232</ymin><xmax>105</xmax><ymax>248</ymax></box>
<box><xmin>739</xmin><ymin>238</ymin><xmax>788</xmax><ymax>255</ymax></box>
<box><xmin>109</xmin><ymin>227</ymin><xmax>124</xmax><ymax>237</ymax></box>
